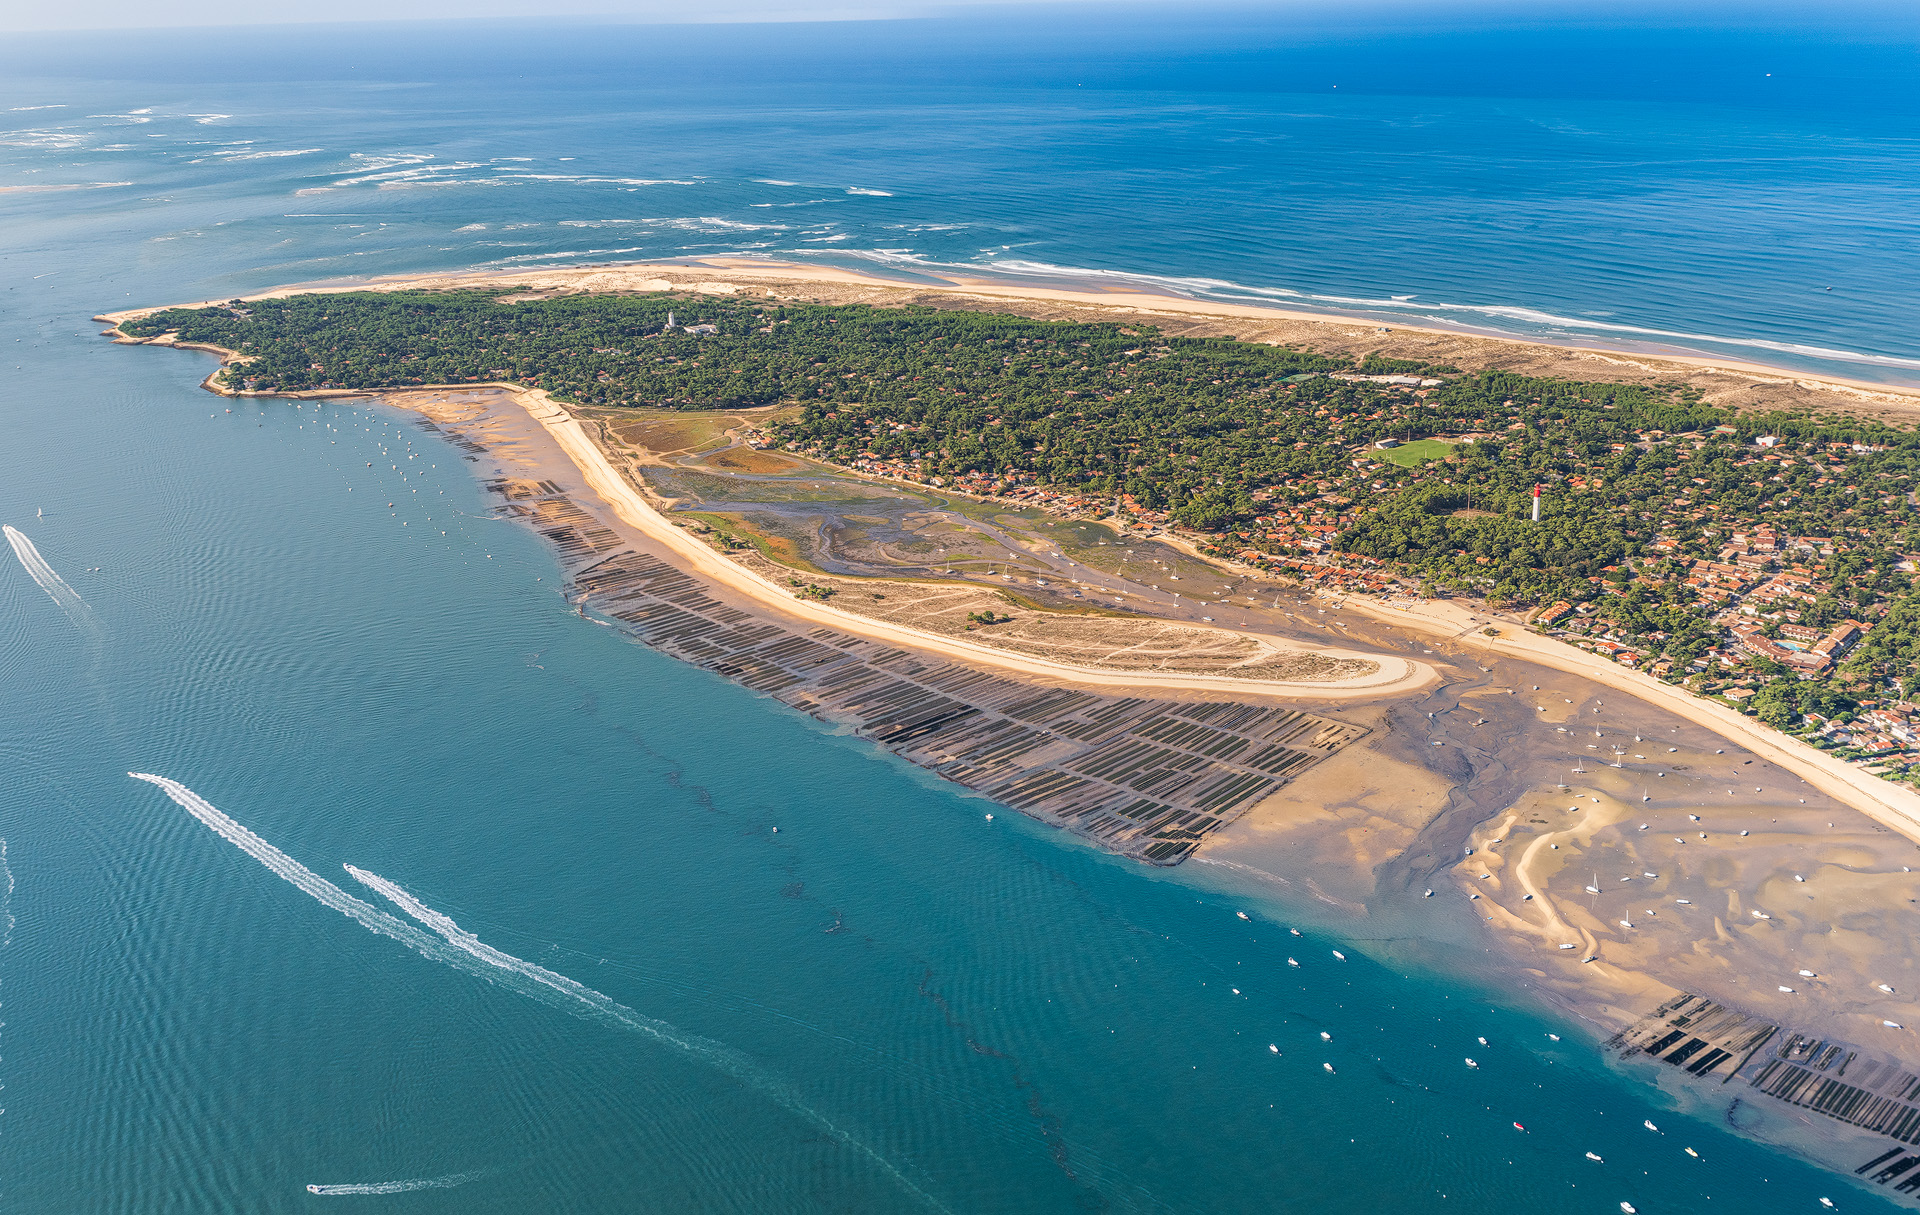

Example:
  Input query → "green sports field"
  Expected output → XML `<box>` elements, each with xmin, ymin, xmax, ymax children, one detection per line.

<box><xmin>1376</xmin><ymin>438</ymin><xmax>1455</xmax><ymax>467</ymax></box>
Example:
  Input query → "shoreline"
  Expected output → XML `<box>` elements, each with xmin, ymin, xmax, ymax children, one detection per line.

<box><xmin>98</xmin><ymin>276</ymin><xmax>1920</xmax><ymax>844</ymax></box>
<box><xmin>97</xmin><ymin>256</ymin><xmax>1920</xmax><ymax>411</ymax></box>
<box><xmin>103</xmin><ymin>326</ymin><xmax>1432</xmax><ymax>703</ymax></box>
<box><xmin>110</xmin><ymin>311</ymin><xmax>1920</xmax><ymax>1191</ymax></box>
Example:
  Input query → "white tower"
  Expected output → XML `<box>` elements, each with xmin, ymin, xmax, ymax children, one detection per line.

<box><xmin>1531</xmin><ymin>483</ymin><xmax>1541</xmax><ymax>522</ymax></box>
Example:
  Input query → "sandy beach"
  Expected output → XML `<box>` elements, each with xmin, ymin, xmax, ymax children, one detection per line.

<box><xmin>98</xmin><ymin>255</ymin><xmax>1920</xmax><ymax>422</ymax></box>
<box><xmin>104</xmin><ymin>266</ymin><xmax>1920</xmax><ymax>1043</ymax></box>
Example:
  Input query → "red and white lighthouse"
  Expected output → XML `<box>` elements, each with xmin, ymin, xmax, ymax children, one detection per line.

<box><xmin>1531</xmin><ymin>483</ymin><xmax>1541</xmax><ymax>522</ymax></box>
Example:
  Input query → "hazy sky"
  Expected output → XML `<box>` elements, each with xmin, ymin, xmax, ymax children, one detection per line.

<box><xmin>2</xmin><ymin>0</ymin><xmax>1903</xmax><ymax>35</ymax></box>
<box><xmin>4</xmin><ymin>0</ymin><xmax>1086</xmax><ymax>33</ymax></box>
<box><xmin>0</xmin><ymin>0</ymin><xmax>1815</xmax><ymax>35</ymax></box>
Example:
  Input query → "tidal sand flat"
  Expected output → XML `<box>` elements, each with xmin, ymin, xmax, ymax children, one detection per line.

<box><xmin>104</xmin><ymin>273</ymin><xmax>1920</xmax><ymax>1198</ymax></box>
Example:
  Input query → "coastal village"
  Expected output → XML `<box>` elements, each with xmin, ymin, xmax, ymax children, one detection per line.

<box><xmin>753</xmin><ymin>419</ymin><xmax>1920</xmax><ymax>784</ymax></box>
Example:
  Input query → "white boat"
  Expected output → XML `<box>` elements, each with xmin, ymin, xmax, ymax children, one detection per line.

<box><xmin>1644</xmin><ymin>1120</ymin><xmax>1659</xmax><ymax>1132</ymax></box>
<box><xmin>1287</xmin><ymin>957</ymin><xmax>1299</xmax><ymax>967</ymax></box>
<box><xmin>1331</xmin><ymin>950</ymin><xmax>1346</xmax><ymax>960</ymax></box>
<box><xmin>1685</xmin><ymin>1147</ymin><xmax>1698</xmax><ymax>1158</ymax></box>
<box><xmin>1586</xmin><ymin>1152</ymin><xmax>1603</xmax><ymax>1162</ymax></box>
<box><xmin>1323</xmin><ymin>1062</ymin><xmax>1335</xmax><ymax>1073</ymax></box>
<box><xmin>1465</xmin><ymin>1058</ymin><xmax>1478</xmax><ymax>1068</ymax></box>
<box><xmin>1320</xmin><ymin>1031</ymin><xmax>1331</xmax><ymax>1041</ymax></box>
<box><xmin>1268</xmin><ymin>1044</ymin><xmax>1279</xmax><ymax>1054</ymax></box>
<box><xmin>1621</xmin><ymin>1204</ymin><xmax>1637</xmax><ymax>1214</ymax></box>
<box><xmin>1237</xmin><ymin>911</ymin><xmax>1249</xmax><ymax>920</ymax></box>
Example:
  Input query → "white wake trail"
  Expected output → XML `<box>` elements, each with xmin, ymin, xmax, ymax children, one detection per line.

<box><xmin>307</xmin><ymin>1172</ymin><xmax>480</xmax><ymax>1196</ymax></box>
<box><xmin>347</xmin><ymin>867</ymin><xmax>949</xmax><ymax>1212</ymax></box>
<box><xmin>126</xmin><ymin>774</ymin><xmax>945</xmax><ymax>1213</ymax></box>
<box><xmin>125</xmin><ymin>774</ymin><xmax>497</xmax><ymax>987</ymax></box>
<box><xmin>4</xmin><ymin>525</ymin><xmax>97</xmax><ymax>628</ymax></box>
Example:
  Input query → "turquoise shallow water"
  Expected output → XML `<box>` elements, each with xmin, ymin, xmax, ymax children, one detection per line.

<box><xmin>1</xmin><ymin>11</ymin><xmax>1915</xmax><ymax>1212</ymax></box>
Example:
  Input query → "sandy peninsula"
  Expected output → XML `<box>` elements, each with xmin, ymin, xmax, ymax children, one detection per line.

<box><xmin>104</xmin><ymin>273</ymin><xmax>1920</xmax><ymax>1178</ymax></box>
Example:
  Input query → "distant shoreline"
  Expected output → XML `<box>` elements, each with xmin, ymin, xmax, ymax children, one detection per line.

<box><xmin>97</xmin><ymin>256</ymin><xmax>1920</xmax><ymax>415</ymax></box>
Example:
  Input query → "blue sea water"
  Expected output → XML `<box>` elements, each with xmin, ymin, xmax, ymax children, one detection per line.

<box><xmin>2</xmin><ymin>8</ymin><xmax>1918</xmax><ymax>1211</ymax></box>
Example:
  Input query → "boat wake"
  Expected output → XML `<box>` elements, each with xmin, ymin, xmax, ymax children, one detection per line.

<box><xmin>4</xmin><ymin>525</ymin><xmax>98</xmax><ymax>630</ymax></box>
<box><xmin>129</xmin><ymin>773</ymin><xmax>947</xmax><ymax>1213</ymax></box>
<box><xmin>306</xmin><ymin>1172</ymin><xmax>480</xmax><ymax>1196</ymax></box>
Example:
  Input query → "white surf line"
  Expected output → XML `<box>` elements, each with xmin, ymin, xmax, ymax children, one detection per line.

<box><xmin>345</xmin><ymin>866</ymin><xmax>949</xmax><ymax>1213</ymax></box>
<box><xmin>4</xmin><ymin>525</ymin><xmax>97</xmax><ymax>628</ymax></box>
<box><xmin>307</xmin><ymin>1172</ymin><xmax>481</xmax><ymax>1196</ymax></box>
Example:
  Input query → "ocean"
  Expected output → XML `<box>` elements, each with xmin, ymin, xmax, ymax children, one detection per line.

<box><xmin>2</xmin><ymin>7</ymin><xmax>1915</xmax><ymax>1211</ymax></box>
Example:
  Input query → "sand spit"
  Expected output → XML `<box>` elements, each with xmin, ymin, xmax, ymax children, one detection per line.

<box><xmin>98</xmin><ymin>309</ymin><xmax>1431</xmax><ymax>701</ymax></box>
<box><xmin>97</xmin><ymin>255</ymin><xmax>1920</xmax><ymax>423</ymax></box>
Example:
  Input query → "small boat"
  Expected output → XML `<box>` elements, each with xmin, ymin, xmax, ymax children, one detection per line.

<box><xmin>1290</xmin><ymin>928</ymin><xmax>1301</xmax><ymax>937</ymax></box>
<box><xmin>1622</xmin><ymin>1204</ymin><xmax>1637</xmax><ymax>1214</ymax></box>
<box><xmin>1287</xmin><ymin>957</ymin><xmax>1299</xmax><ymax>967</ymax></box>
<box><xmin>1268</xmin><ymin>1044</ymin><xmax>1279</xmax><ymax>1054</ymax></box>
<box><xmin>984</xmin><ymin>814</ymin><xmax>992</xmax><ymax>821</ymax></box>
<box><xmin>1820</xmin><ymin>1200</ymin><xmax>1834</xmax><ymax>1209</ymax></box>
<box><xmin>1548</xmin><ymin>1034</ymin><xmax>1561</xmax><ymax>1041</ymax></box>
<box><xmin>1331</xmin><ymin>950</ymin><xmax>1346</xmax><ymax>960</ymax></box>
<box><xmin>1513</xmin><ymin>1122</ymin><xmax>1525</xmax><ymax>1131</ymax></box>
<box><xmin>1323</xmin><ymin>1062</ymin><xmax>1335</xmax><ymax>1073</ymax></box>
<box><xmin>307</xmin><ymin>1186</ymin><xmax>323</xmax><ymax>1194</ymax></box>
<box><xmin>1685</xmin><ymin>1148</ymin><xmax>1698</xmax><ymax>1158</ymax></box>
<box><xmin>1424</xmin><ymin>889</ymin><xmax>1434</xmax><ymax>898</ymax></box>
<box><xmin>1644</xmin><ymin>1120</ymin><xmax>1659</xmax><ymax>1132</ymax></box>
<box><xmin>1237</xmin><ymin>911</ymin><xmax>1250</xmax><ymax>921</ymax></box>
<box><xmin>1586</xmin><ymin>1151</ymin><xmax>1604</xmax><ymax>1162</ymax></box>
<box><xmin>1320</xmin><ymin>1031</ymin><xmax>1332</xmax><ymax>1041</ymax></box>
<box><xmin>1465</xmin><ymin>1058</ymin><xmax>1478</xmax><ymax>1068</ymax></box>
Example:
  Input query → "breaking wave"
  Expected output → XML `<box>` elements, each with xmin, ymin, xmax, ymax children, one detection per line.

<box><xmin>793</xmin><ymin>250</ymin><xmax>1920</xmax><ymax>375</ymax></box>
